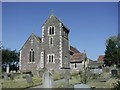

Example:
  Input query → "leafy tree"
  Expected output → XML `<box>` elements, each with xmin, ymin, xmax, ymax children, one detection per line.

<box><xmin>104</xmin><ymin>36</ymin><xmax>120</xmax><ymax>67</ymax></box>
<box><xmin>104</xmin><ymin>39</ymin><xmax>116</xmax><ymax>66</ymax></box>
<box><xmin>113</xmin><ymin>80</ymin><xmax>120</xmax><ymax>90</ymax></box>
<box><xmin>105</xmin><ymin>36</ymin><xmax>118</xmax><ymax>46</ymax></box>
<box><xmin>2</xmin><ymin>48</ymin><xmax>19</xmax><ymax>64</ymax></box>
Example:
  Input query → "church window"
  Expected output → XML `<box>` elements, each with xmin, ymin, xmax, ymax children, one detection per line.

<box><xmin>49</xmin><ymin>37</ymin><xmax>53</xmax><ymax>46</ymax></box>
<box><xmin>48</xmin><ymin>54</ymin><xmax>55</xmax><ymax>63</ymax></box>
<box><xmin>48</xmin><ymin>26</ymin><xmax>55</xmax><ymax>35</ymax></box>
<box><xmin>64</xmin><ymin>31</ymin><xmax>68</xmax><ymax>37</ymax></box>
<box><xmin>31</xmin><ymin>39</ymin><xmax>33</xmax><ymax>44</ymax></box>
<box><xmin>75</xmin><ymin>63</ymin><xmax>77</xmax><ymax>68</ymax></box>
<box><xmin>29</xmin><ymin>51</ymin><xmax>31</xmax><ymax>62</ymax></box>
<box><xmin>29</xmin><ymin>49</ymin><xmax>35</xmax><ymax>62</ymax></box>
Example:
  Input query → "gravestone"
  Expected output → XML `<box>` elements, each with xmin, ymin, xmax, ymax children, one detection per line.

<box><xmin>26</xmin><ymin>74</ymin><xmax>33</xmax><ymax>83</ymax></box>
<box><xmin>74</xmin><ymin>84</ymin><xmax>91</xmax><ymax>90</ymax></box>
<box><xmin>103</xmin><ymin>66</ymin><xmax>110</xmax><ymax>73</ymax></box>
<box><xmin>3</xmin><ymin>72</ymin><xmax>8</xmax><ymax>80</ymax></box>
<box><xmin>43</xmin><ymin>71</ymin><xmax>54</xmax><ymax>88</ymax></box>
<box><xmin>6</xmin><ymin>65</ymin><xmax>9</xmax><ymax>74</ymax></box>
<box><xmin>110</xmin><ymin>68</ymin><xmax>118</xmax><ymax>77</ymax></box>
<box><xmin>10</xmin><ymin>73</ymin><xmax>14</xmax><ymax>80</ymax></box>
<box><xmin>90</xmin><ymin>69</ymin><xmax>102</xmax><ymax>74</ymax></box>
<box><xmin>62</xmin><ymin>69</ymin><xmax>70</xmax><ymax>88</ymax></box>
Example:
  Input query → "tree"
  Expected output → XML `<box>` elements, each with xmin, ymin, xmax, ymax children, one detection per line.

<box><xmin>104</xmin><ymin>36</ymin><xmax>120</xmax><ymax>67</ymax></box>
<box><xmin>113</xmin><ymin>80</ymin><xmax>120</xmax><ymax>90</ymax></box>
<box><xmin>2</xmin><ymin>48</ymin><xmax>19</xmax><ymax>64</ymax></box>
<box><xmin>105</xmin><ymin>36</ymin><xmax>118</xmax><ymax>46</ymax></box>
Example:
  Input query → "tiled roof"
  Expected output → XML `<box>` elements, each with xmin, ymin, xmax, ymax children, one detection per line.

<box><xmin>70</xmin><ymin>46</ymin><xmax>80</xmax><ymax>53</ymax></box>
<box><xmin>70</xmin><ymin>46</ymin><xmax>85</xmax><ymax>62</ymax></box>
<box><xmin>70</xmin><ymin>53</ymin><xmax>85</xmax><ymax>62</ymax></box>
<box><xmin>98</xmin><ymin>55</ymin><xmax>104</xmax><ymax>62</ymax></box>
<box><xmin>88</xmin><ymin>61</ymin><xmax>99</xmax><ymax>69</ymax></box>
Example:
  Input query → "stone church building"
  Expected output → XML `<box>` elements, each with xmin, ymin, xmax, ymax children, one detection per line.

<box><xmin>19</xmin><ymin>13</ymin><xmax>86</xmax><ymax>74</ymax></box>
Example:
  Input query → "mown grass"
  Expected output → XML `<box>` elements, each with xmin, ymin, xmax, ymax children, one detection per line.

<box><xmin>54</xmin><ymin>72</ymin><xmax>118</xmax><ymax>88</ymax></box>
<box><xmin>53</xmin><ymin>73</ymin><xmax>64</xmax><ymax>81</ymax></box>
<box><xmin>54</xmin><ymin>82</ymin><xmax>65</xmax><ymax>88</ymax></box>
<box><xmin>69</xmin><ymin>74</ymin><xmax>81</xmax><ymax>85</ymax></box>
<box><xmin>2</xmin><ymin>72</ymin><xmax>64</xmax><ymax>89</ymax></box>
<box><xmin>87</xmin><ymin>77</ymin><xmax>117</xmax><ymax>88</ymax></box>
<box><xmin>2</xmin><ymin>74</ymin><xmax>42</xmax><ymax>89</ymax></box>
<box><xmin>2</xmin><ymin>71</ymin><xmax>118</xmax><ymax>88</ymax></box>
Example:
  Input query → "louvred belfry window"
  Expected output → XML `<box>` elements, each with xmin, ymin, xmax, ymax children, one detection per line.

<box><xmin>48</xmin><ymin>26</ymin><xmax>55</xmax><ymax>35</ymax></box>
<box><xmin>48</xmin><ymin>54</ymin><xmax>55</xmax><ymax>63</ymax></box>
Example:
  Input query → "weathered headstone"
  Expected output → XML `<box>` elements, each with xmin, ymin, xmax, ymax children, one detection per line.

<box><xmin>62</xmin><ymin>69</ymin><xmax>70</xmax><ymax>88</ymax></box>
<box><xmin>10</xmin><ymin>73</ymin><xmax>14</xmax><ymax>80</ymax></box>
<box><xmin>26</xmin><ymin>74</ymin><xmax>33</xmax><ymax>83</ymax></box>
<box><xmin>103</xmin><ymin>66</ymin><xmax>110</xmax><ymax>73</ymax></box>
<box><xmin>74</xmin><ymin>84</ymin><xmax>91</xmax><ymax>90</ymax></box>
<box><xmin>43</xmin><ymin>71</ymin><xmax>54</xmax><ymax>88</ymax></box>
<box><xmin>110</xmin><ymin>68</ymin><xmax>118</xmax><ymax>77</ymax></box>
<box><xmin>90</xmin><ymin>69</ymin><xmax>102</xmax><ymax>74</ymax></box>
<box><xmin>6</xmin><ymin>65</ymin><xmax>9</xmax><ymax>74</ymax></box>
<box><xmin>3</xmin><ymin>72</ymin><xmax>8</xmax><ymax>80</ymax></box>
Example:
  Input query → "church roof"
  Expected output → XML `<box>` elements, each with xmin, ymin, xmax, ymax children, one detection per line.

<box><xmin>70</xmin><ymin>46</ymin><xmax>86</xmax><ymax>63</ymax></box>
<box><xmin>70</xmin><ymin>46</ymin><xmax>80</xmax><ymax>53</ymax></box>
<box><xmin>43</xmin><ymin>13</ymin><xmax>70</xmax><ymax>33</ymax></box>
<box><xmin>98</xmin><ymin>55</ymin><xmax>104</xmax><ymax>62</ymax></box>
<box><xmin>88</xmin><ymin>61</ymin><xmax>99</xmax><ymax>69</ymax></box>
<box><xmin>35</xmin><ymin>35</ymin><xmax>41</xmax><ymax>42</ymax></box>
<box><xmin>20</xmin><ymin>33</ymin><xmax>41</xmax><ymax>50</ymax></box>
<box><xmin>70</xmin><ymin>53</ymin><xmax>85</xmax><ymax>63</ymax></box>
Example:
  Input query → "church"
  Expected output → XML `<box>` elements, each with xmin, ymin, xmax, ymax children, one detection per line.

<box><xmin>19</xmin><ymin>13</ymin><xmax>86</xmax><ymax>74</ymax></box>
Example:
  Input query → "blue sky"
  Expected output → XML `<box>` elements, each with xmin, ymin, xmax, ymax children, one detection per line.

<box><xmin>2</xmin><ymin>2</ymin><xmax>118</xmax><ymax>60</ymax></box>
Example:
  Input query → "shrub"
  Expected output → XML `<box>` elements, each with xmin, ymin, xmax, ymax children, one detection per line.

<box><xmin>113</xmin><ymin>80</ymin><xmax>120</xmax><ymax>90</ymax></box>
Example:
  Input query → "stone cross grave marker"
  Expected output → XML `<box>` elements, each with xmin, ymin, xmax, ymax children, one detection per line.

<box><xmin>43</xmin><ymin>71</ymin><xmax>54</xmax><ymax>88</ymax></box>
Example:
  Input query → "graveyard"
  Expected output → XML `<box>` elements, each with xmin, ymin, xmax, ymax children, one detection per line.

<box><xmin>1</xmin><ymin>67</ymin><xmax>119</xmax><ymax>89</ymax></box>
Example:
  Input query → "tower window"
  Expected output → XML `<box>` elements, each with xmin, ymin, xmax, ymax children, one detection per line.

<box><xmin>48</xmin><ymin>54</ymin><xmax>55</xmax><ymax>63</ymax></box>
<box><xmin>64</xmin><ymin>31</ymin><xmax>68</xmax><ymax>38</ymax></box>
<box><xmin>75</xmin><ymin>63</ymin><xmax>77</xmax><ymax>68</ymax></box>
<box><xmin>48</xmin><ymin>26</ymin><xmax>55</xmax><ymax>35</ymax></box>
<box><xmin>49</xmin><ymin>37</ymin><xmax>53</xmax><ymax>46</ymax></box>
<box><xmin>29</xmin><ymin>49</ymin><xmax>35</xmax><ymax>62</ymax></box>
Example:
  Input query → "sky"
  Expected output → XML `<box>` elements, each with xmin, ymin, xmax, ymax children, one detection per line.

<box><xmin>2</xmin><ymin>2</ymin><xmax>118</xmax><ymax>60</ymax></box>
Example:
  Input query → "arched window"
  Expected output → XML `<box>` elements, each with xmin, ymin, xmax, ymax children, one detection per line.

<box><xmin>49</xmin><ymin>37</ymin><xmax>53</xmax><ymax>45</ymax></box>
<box><xmin>48</xmin><ymin>26</ymin><xmax>55</xmax><ymax>35</ymax></box>
<box><xmin>75</xmin><ymin>63</ymin><xmax>77</xmax><ymax>68</ymax></box>
<box><xmin>29</xmin><ymin>51</ymin><xmax>31</xmax><ymax>62</ymax></box>
<box><xmin>29</xmin><ymin>49</ymin><xmax>35</xmax><ymax>62</ymax></box>
<box><xmin>32</xmin><ymin>50</ymin><xmax>34</xmax><ymax>62</ymax></box>
<box><xmin>48</xmin><ymin>54</ymin><xmax>55</xmax><ymax>63</ymax></box>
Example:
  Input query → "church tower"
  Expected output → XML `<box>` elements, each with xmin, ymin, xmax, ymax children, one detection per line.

<box><xmin>40</xmin><ymin>13</ymin><xmax>70</xmax><ymax>71</ymax></box>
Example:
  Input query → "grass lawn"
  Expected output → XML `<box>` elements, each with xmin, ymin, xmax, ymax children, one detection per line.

<box><xmin>2</xmin><ymin>74</ymin><xmax>42</xmax><ymax>89</ymax></box>
<box><xmin>2</xmin><ymin>72</ymin><xmax>63</xmax><ymax>89</ymax></box>
<box><xmin>1</xmin><ymin>71</ymin><xmax>118</xmax><ymax>88</ymax></box>
<box><xmin>87</xmin><ymin>77</ymin><xmax>117</xmax><ymax>88</ymax></box>
<box><xmin>54</xmin><ymin>72</ymin><xmax>118</xmax><ymax>88</ymax></box>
